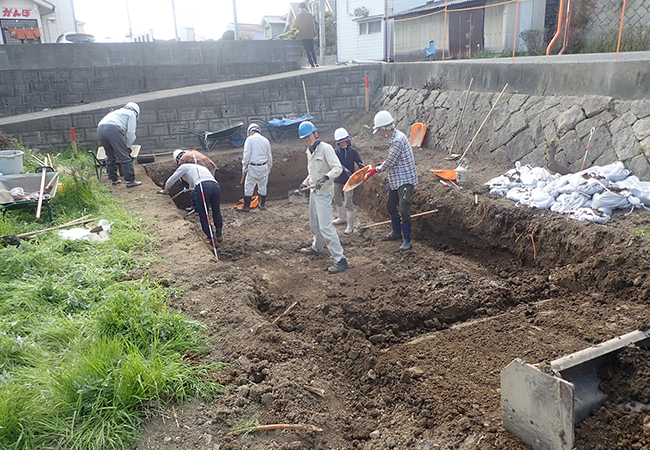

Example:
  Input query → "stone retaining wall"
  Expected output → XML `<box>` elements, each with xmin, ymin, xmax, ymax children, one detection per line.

<box><xmin>375</xmin><ymin>86</ymin><xmax>650</xmax><ymax>179</ymax></box>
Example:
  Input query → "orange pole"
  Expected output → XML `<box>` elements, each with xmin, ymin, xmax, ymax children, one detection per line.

<box><xmin>559</xmin><ymin>0</ymin><xmax>572</xmax><ymax>55</ymax></box>
<box><xmin>546</xmin><ymin>0</ymin><xmax>564</xmax><ymax>56</ymax></box>
<box><xmin>511</xmin><ymin>0</ymin><xmax>520</xmax><ymax>63</ymax></box>
<box><xmin>616</xmin><ymin>0</ymin><xmax>627</xmax><ymax>61</ymax></box>
<box><xmin>442</xmin><ymin>0</ymin><xmax>448</xmax><ymax>62</ymax></box>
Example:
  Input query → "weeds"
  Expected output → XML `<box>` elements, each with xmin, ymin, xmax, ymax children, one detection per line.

<box><xmin>0</xmin><ymin>147</ymin><xmax>224</xmax><ymax>449</ymax></box>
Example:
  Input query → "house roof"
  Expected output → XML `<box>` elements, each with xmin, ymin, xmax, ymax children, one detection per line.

<box><xmin>261</xmin><ymin>15</ymin><xmax>286</xmax><ymax>26</ymax></box>
<box><xmin>393</xmin><ymin>0</ymin><xmax>484</xmax><ymax>19</ymax></box>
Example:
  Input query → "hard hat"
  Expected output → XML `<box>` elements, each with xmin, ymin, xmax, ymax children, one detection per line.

<box><xmin>373</xmin><ymin>110</ymin><xmax>394</xmax><ymax>134</ymax></box>
<box><xmin>334</xmin><ymin>128</ymin><xmax>349</xmax><ymax>142</ymax></box>
<box><xmin>247</xmin><ymin>123</ymin><xmax>261</xmax><ymax>135</ymax></box>
<box><xmin>173</xmin><ymin>149</ymin><xmax>185</xmax><ymax>163</ymax></box>
<box><xmin>298</xmin><ymin>121</ymin><xmax>317</xmax><ymax>139</ymax></box>
<box><xmin>124</xmin><ymin>102</ymin><xmax>140</xmax><ymax>117</ymax></box>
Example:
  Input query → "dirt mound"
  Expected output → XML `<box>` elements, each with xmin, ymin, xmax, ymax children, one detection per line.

<box><xmin>124</xmin><ymin>108</ymin><xmax>650</xmax><ymax>450</ymax></box>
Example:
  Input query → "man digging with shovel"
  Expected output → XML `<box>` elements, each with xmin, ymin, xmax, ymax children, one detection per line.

<box><xmin>297</xmin><ymin>121</ymin><xmax>348</xmax><ymax>274</ymax></box>
<box><xmin>365</xmin><ymin>110</ymin><xmax>418</xmax><ymax>250</ymax></box>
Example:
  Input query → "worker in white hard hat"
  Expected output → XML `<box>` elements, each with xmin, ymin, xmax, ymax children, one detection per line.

<box><xmin>170</xmin><ymin>149</ymin><xmax>218</xmax><ymax>213</ymax></box>
<box><xmin>332</xmin><ymin>127</ymin><xmax>365</xmax><ymax>235</ymax></box>
<box><xmin>239</xmin><ymin>123</ymin><xmax>273</xmax><ymax>212</ymax></box>
<box><xmin>97</xmin><ymin>102</ymin><xmax>142</xmax><ymax>187</ymax></box>
<box><xmin>297</xmin><ymin>121</ymin><xmax>348</xmax><ymax>274</ymax></box>
<box><xmin>364</xmin><ymin>110</ymin><xmax>418</xmax><ymax>250</ymax></box>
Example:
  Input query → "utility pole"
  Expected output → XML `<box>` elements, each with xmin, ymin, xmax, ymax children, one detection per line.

<box><xmin>232</xmin><ymin>0</ymin><xmax>239</xmax><ymax>40</ymax></box>
<box><xmin>171</xmin><ymin>0</ymin><xmax>179</xmax><ymax>41</ymax></box>
<box><xmin>318</xmin><ymin>0</ymin><xmax>325</xmax><ymax>65</ymax></box>
<box><xmin>125</xmin><ymin>0</ymin><xmax>133</xmax><ymax>41</ymax></box>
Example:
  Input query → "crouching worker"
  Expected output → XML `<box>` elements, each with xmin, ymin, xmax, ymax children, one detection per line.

<box><xmin>97</xmin><ymin>102</ymin><xmax>142</xmax><ymax>187</ymax></box>
<box><xmin>298</xmin><ymin>121</ymin><xmax>348</xmax><ymax>274</ymax></box>
<box><xmin>164</xmin><ymin>163</ymin><xmax>223</xmax><ymax>245</ymax></box>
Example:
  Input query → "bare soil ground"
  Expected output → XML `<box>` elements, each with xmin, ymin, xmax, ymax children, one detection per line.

<box><xmin>119</xmin><ymin>109</ymin><xmax>650</xmax><ymax>450</ymax></box>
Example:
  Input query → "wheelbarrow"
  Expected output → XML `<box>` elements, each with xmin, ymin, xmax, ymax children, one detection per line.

<box><xmin>179</xmin><ymin>122</ymin><xmax>245</xmax><ymax>151</ymax></box>
<box><xmin>250</xmin><ymin>114</ymin><xmax>313</xmax><ymax>143</ymax></box>
<box><xmin>0</xmin><ymin>169</ymin><xmax>59</xmax><ymax>220</ymax></box>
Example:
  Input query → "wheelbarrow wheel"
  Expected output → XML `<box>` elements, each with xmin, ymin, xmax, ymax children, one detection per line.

<box><xmin>230</xmin><ymin>132</ymin><xmax>245</xmax><ymax>148</ymax></box>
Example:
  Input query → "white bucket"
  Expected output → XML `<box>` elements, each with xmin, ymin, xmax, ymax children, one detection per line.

<box><xmin>0</xmin><ymin>150</ymin><xmax>25</xmax><ymax>175</ymax></box>
<box><xmin>456</xmin><ymin>166</ymin><xmax>470</xmax><ymax>184</ymax></box>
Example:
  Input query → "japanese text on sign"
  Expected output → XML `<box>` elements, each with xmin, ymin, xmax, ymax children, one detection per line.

<box><xmin>3</xmin><ymin>8</ymin><xmax>31</xmax><ymax>18</ymax></box>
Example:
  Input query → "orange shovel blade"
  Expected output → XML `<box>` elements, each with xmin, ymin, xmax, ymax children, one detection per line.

<box><xmin>343</xmin><ymin>166</ymin><xmax>371</xmax><ymax>192</ymax></box>
<box><xmin>430</xmin><ymin>169</ymin><xmax>457</xmax><ymax>181</ymax></box>
<box><xmin>410</xmin><ymin>122</ymin><xmax>427</xmax><ymax>147</ymax></box>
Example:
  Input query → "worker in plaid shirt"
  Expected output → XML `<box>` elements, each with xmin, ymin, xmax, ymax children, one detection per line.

<box><xmin>364</xmin><ymin>110</ymin><xmax>418</xmax><ymax>250</ymax></box>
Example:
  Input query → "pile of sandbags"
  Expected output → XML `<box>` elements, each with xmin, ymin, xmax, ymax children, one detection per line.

<box><xmin>485</xmin><ymin>162</ymin><xmax>650</xmax><ymax>223</ymax></box>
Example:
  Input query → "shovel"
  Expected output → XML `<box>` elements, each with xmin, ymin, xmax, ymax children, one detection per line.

<box><xmin>343</xmin><ymin>165</ymin><xmax>371</xmax><ymax>192</ymax></box>
<box><xmin>446</xmin><ymin>78</ymin><xmax>473</xmax><ymax>160</ymax></box>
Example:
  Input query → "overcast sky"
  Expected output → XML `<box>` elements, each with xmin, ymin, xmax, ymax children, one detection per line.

<box><xmin>74</xmin><ymin>0</ymin><xmax>293</xmax><ymax>42</ymax></box>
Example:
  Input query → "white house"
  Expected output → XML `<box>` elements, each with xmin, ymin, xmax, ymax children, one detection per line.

<box><xmin>0</xmin><ymin>0</ymin><xmax>82</xmax><ymax>44</ymax></box>
<box><xmin>392</xmin><ymin>0</ymin><xmax>548</xmax><ymax>60</ymax></box>
<box><xmin>336</xmin><ymin>0</ymin><xmax>424</xmax><ymax>63</ymax></box>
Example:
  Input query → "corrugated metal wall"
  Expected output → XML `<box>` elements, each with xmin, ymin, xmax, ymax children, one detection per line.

<box><xmin>337</xmin><ymin>0</ymin><xmax>386</xmax><ymax>62</ymax></box>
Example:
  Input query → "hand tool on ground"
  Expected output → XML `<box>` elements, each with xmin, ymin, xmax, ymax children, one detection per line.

<box><xmin>447</xmin><ymin>77</ymin><xmax>474</xmax><ymax>160</ymax></box>
<box><xmin>502</xmin><ymin>329</ymin><xmax>650</xmax><ymax>450</ymax></box>
<box><xmin>454</xmin><ymin>83</ymin><xmax>509</xmax><ymax>162</ymax></box>
<box><xmin>359</xmin><ymin>209</ymin><xmax>439</xmax><ymax>230</ymax></box>
<box><xmin>192</xmin><ymin>155</ymin><xmax>219</xmax><ymax>262</ymax></box>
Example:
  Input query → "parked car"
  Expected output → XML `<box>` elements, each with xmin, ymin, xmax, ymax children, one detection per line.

<box><xmin>55</xmin><ymin>33</ymin><xmax>95</xmax><ymax>43</ymax></box>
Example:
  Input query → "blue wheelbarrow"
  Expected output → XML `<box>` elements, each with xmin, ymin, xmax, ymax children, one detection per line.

<box><xmin>179</xmin><ymin>122</ymin><xmax>245</xmax><ymax>151</ymax></box>
<box><xmin>250</xmin><ymin>114</ymin><xmax>313</xmax><ymax>143</ymax></box>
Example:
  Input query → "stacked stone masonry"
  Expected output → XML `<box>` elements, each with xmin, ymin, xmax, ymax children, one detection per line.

<box><xmin>375</xmin><ymin>86</ymin><xmax>650</xmax><ymax>180</ymax></box>
<box><xmin>585</xmin><ymin>0</ymin><xmax>650</xmax><ymax>42</ymax></box>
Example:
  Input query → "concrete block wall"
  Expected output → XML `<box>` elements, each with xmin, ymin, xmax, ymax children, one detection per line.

<box><xmin>584</xmin><ymin>0</ymin><xmax>650</xmax><ymax>42</ymax></box>
<box><xmin>0</xmin><ymin>66</ymin><xmax>382</xmax><ymax>153</ymax></box>
<box><xmin>0</xmin><ymin>40</ymin><xmax>303</xmax><ymax>118</ymax></box>
<box><xmin>376</xmin><ymin>86</ymin><xmax>650</xmax><ymax>180</ymax></box>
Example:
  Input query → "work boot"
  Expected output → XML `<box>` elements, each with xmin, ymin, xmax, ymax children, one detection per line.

<box><xmin>216</xmin><ymin>230</ymin><xmax>223</xmax><ymax>243</ymax></box>
<box><xmin>111</xmin><ymin>179</ymin><xmax>122</xmax><ymax>186</ymax></box>
<box><xmin>299</xmin><ymin>246</ymin><xmax>322</xmax><ymax>256</ymax></box>
<box><xmin>126</xmin><ymin>180</ymin><xmax>142</xmax><ymax>188</ymax></box>
<box><xmin>238</xmin><ymin>196</ymin><xmax>251</xmax><ymax>212</ymax></box>
<box><xmin>259</xmin><ymin>195</ymin><xmax>267</xmax><ymax>210</ymax></box>
<box><xmin>399</xmin><ymin>222</ymin><xmax>412</xmax><ymax>250</ymax></box>
<box><xmin>344</xmin><ymin>210</ymin><xmax>356</xmax><ymax>235</ymax></box>
<box><xmin>333</xmin><ymin>206</ymin><xmax>347</xmax><ymax>225</ymax></box>
<box><xmin>328</xmin><ymin>258</ymin><xmax>348</xmax><ymax>273</ymax></box>
<box><xmin>382</xmin><ymin>215</ymin><xmax>402</xmax><ymax>241</ymax></box>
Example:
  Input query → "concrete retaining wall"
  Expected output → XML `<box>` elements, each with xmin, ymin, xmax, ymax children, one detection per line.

<box><xmin>0</xmin><ymin>66</ymin><xmax>382</xmax><ymax>153</ymax></box>
<box><xmin>0</xmin><ymin>40</ymin><xmax>303</xmax><ymax>118</ymax></box>
<box><xmin>376</xmin><ymin>85</ymin><xmax>650</xmax><ymax>179</ymax></box>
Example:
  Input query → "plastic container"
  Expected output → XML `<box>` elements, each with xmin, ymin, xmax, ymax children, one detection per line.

<box><xmin>0</xmin><ymin>150</ymin><xmax>25</xmax><ymax>175</ymax></box>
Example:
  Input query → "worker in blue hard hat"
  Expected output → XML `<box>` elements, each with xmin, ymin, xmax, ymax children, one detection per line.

<box><xmin>297</xmin><ymin>121</ymin><xmax>348</xmax><ymax>274</ymax></box>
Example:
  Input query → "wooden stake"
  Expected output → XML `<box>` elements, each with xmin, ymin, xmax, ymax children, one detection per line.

<box><xmin>448</xmin><ymin>78</ymin><xmax>473</xmax><ymax>156</ymax></box>
<box><xmin>226</xmin><ymin>423</ymin><xmax>323</xmax><ymax>436</ymax></box>
<box><xmin>359</xmin><ymin>209</ymin><xmax>439</xmax><ymax>230</ymax></box>
<box><xmin>35</xmin><ymin>167</ymin><xmax>48</xmax><ymax>219</ymax></box>
<box><xmin>272</xmin><ymin>301</ymin><xmax>298</xmax><ymax>325</ymax></box>
<box><xmin>14</xmin><ymin>215</ymin><xmax>93</xmax><ymax>239</ymax></box>
<box><xmin>302</xmin><ymin>80</ymin><xmax>310</xmax><ymax>115</ymax></box>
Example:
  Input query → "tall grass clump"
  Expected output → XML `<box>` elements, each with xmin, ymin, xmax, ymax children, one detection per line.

<box><xmin>0</xmin><ymin>147</ymin><xmax>225</xmax><ymax>449</ymax></box>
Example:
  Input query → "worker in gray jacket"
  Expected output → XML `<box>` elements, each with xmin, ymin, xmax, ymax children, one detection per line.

<box><xmin>298</xmin><ymin>121</ymin><xmax>347</xmax><ymax>273</ymax></box>
<box><xmin>163</xmin><ymin>163</ymin><xmax>222</xmax><ymax>245</ymax></box>
<box><xmin>97</xmin><ymin>102</ymin><xmax>142</xmax><ymax>188</ymax></box>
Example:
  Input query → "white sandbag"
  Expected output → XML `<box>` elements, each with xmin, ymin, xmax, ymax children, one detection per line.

<box><xmin>594</xmin><ymin>162</ymin><xmax>629</xmax><ymax>181</ymax></box>
<box><xmin>568</xmin><ymin>207</ymin><xmax>611</xmax><ymax>224</ymax></box>
<box><xmin>613</xmin><ymin>176</ymin><xmax>650</xmax><ymax>206</ymax></box>
<box><xmin>551</xmin><ymin>192</ymin><xmax>592</xmax><ymax>213</ymax></box>
<box><xmin>506</xmin><ymin>187</ymin><xmax>530</xmax><ymax>203</ymax></box>
<box><xmin>591</xmin><ymin>189</ymin><xmax>631</xmax><ymax>215</ymax></box>
<box><xmin>520</xmin><ymin>188</ymin><xmax>556</xmax><ymax>209</ymax></box>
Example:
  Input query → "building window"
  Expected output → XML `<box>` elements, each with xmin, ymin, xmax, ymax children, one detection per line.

<box><xmin>358</xmin><ymin>19</ymin><xmax>381</xmax><ymax>36</ymax></box>
<box><xmin>1</xmin><ymin>19</ymin><xmax>41</xmax><ymax>44</ymax></box>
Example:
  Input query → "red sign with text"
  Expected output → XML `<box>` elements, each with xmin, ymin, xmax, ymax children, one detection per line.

<box><xmin>3</xmin><ymin>8</ymin><xmax>31</xmax><ymax>18</ymax></box>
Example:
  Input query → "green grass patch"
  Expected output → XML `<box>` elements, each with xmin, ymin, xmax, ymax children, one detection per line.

<box><xmin>0</xmin><ymin>147</ymin><xmax>225</xmax><ymax>449</ymax></box>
